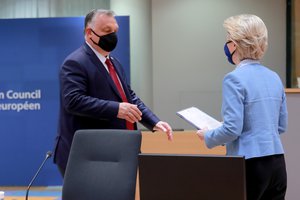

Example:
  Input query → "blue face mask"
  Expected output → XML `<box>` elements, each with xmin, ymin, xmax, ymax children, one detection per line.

<box><xmin>224</xmin><ymin>41</ymin><xmax>236</xmax><ymax>65</ymax></box>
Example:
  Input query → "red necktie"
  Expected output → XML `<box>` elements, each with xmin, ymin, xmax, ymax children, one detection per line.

<box><xmin>105</xmin><ymin>58</ymin><xmax>134</xmax><ymax>130</ymax></box>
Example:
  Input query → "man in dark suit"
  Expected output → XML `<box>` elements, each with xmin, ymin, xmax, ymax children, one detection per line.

<box><xmin>53</xmin><ymin>9</ymin><xmax>173</xmax><ymax>177</ymax></box>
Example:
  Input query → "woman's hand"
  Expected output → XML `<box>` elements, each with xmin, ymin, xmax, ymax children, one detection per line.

<box><xmin>196</xmin><ymin>127</ymin><xmax>208</xmax><ymax>141</ymax></box>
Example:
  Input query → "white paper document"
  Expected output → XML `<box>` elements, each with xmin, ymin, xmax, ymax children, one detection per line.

<box><xmin>176</xmin><ymin>107</ymin><xmax>222</xmax><ymax>130</ymax></box>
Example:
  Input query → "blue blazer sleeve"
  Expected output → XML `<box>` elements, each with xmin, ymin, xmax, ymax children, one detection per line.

<box><xmin>204</xmin><ymin>73</ymin><xmax>244</xmax><ymax>148</ymax></box>
<box><xmin>278</xmin><ymin>91</ymin><xmax>288</xmax><ymax>134</ymax></box>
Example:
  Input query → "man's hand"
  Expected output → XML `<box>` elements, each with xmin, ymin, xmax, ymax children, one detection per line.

<box><xmin>117</xmin><ymin>102</ymin><xmax>142</xmax><ymax>123</ymax></box>
<box><xmin>154</xmin><ymin>121</ymin><xmax>173</xmax><ymax>141</ymax></box>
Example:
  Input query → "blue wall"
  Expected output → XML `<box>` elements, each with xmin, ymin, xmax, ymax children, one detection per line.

<box><xmin>0</xmin><ymin>16</ymin><xmax>130</xmax><ymax>185</ymax></box>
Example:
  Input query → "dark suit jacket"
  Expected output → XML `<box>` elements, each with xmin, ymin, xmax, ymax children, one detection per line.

<box><xmin>53</xmin><ymin>43</ymin><xmax>160</xmax><ymax>170</ymax></box>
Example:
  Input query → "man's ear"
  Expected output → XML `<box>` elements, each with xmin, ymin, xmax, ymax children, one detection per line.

<box><xmin>85</xmin><ymin>28</ymin><xmax>92</xmax><ymax>36</ymax></box>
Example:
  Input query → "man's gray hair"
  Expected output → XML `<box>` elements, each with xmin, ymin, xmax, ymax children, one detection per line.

<box><xmin>84</xmin><ymin>9</ymin><xmax>115</xmax><ymax>29</ymax></box>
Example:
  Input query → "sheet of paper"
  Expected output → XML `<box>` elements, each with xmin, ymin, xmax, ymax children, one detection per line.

<box><xmin>176</xmin><ymin>107</ymin><xmax>222</xmax><ymax>130</ymax></box>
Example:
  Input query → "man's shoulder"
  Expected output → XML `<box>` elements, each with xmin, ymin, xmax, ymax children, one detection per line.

<box><xmin>65</xmin><ymin>45</ymin><xmax>89</xmax><ymax>61</ymax></box>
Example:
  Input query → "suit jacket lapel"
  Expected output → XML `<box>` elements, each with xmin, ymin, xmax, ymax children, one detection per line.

<box><xmin>110</xmin><ymin>57</ymin><xmax>132</xmax><ymax>102</ymax></box>
<box><xmin>83</xmin><ymin>43</ymin><xmax>123</xmax><ymax>101</ymax></box>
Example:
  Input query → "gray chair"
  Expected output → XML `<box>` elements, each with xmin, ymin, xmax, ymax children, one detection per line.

<box><xmin>62</xmin><ymin>129</ymin><xmax>141</xmax><ymax>200</ymax></box>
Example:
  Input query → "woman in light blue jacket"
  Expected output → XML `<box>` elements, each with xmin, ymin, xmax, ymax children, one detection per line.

<box><xmin>197</xmin><ymin>14</ymin><xmax>288</xmax><ymax>200</ymax></box>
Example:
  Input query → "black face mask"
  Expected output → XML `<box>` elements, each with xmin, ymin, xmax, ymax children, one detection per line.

<box><xmin>90</xmin><ymin>29</ymin><xmax>118</xmax><ymax>52</ymax></box>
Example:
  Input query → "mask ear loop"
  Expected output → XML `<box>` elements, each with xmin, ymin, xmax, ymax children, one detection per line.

<box><xmin>89</xmin><ymin>29</ymin><xmax>101</xmax><ymax>46</ymax></box>
<box><xmin>91</xmin><ymin>29</ymin><xmax>101</xmax><ymax>37</ymax></box>
<box><xmin>224</xmin><ymin>41</ymin><xmax>237</xmax><ymax>65</ymax></box>
<box><xmin>232</xmin><ymin>41</ymin><xmax>238</xmax><ymax>63</ymax></box>
<box><xmin>228</xmin><ymin>40</ymin><xmax>237</xmax><ymax>63</ymax></box>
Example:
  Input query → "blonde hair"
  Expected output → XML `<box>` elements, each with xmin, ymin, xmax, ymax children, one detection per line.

<box><xmin>223</xmin><ymin>14</ymin><xmax>268</xmax><ymax>60</ymax></box>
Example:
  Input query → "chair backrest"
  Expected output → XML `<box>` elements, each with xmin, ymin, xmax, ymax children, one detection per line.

<box><xmin>62</xmin><ymin>129</ymin><xmax>141</xmax><ymax>200</ymax></box>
